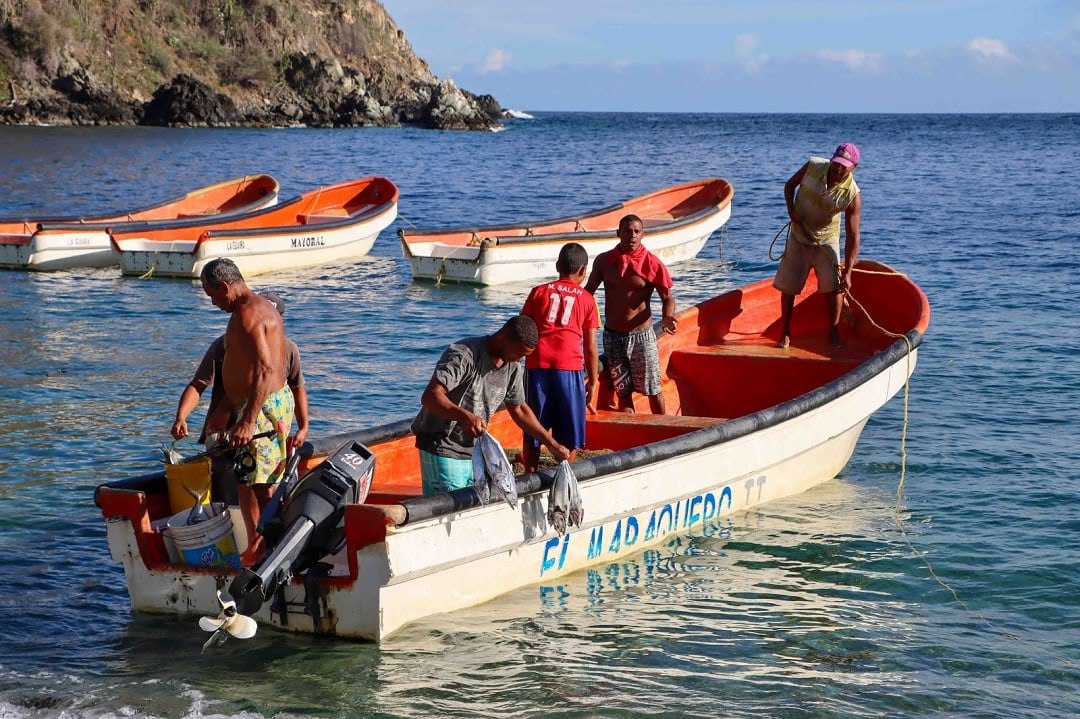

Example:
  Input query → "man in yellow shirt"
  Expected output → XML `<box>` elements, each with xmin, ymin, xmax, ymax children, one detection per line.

<box><xmin>773</xmin><ymin>142</ymin><xmax>862</xmax><ymax>348</ymax></box>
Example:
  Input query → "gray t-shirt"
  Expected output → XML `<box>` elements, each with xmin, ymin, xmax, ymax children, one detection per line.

<box><xmin>411</xmin><ymin>335</ymin><xmax>525</xmax><ymax>459</ymax></box>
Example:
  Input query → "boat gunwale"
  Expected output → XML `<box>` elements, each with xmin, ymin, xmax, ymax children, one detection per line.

<box><xmin>108</xmin><ymin>193</ymin><xmax>309</xmax><ymax>243</ymax></box>
<box><xmin>200</xmin><ymin>197</ymin><xmax>398</xmax><ymax>242</ymax></box>
<box><xmin>3</xmin><ymin>174</ymin><xmax>280</xmax><ymax>229</ymax></box>
<box><xmin>485</xmin><ymin>202</ymin><xmax>724</xmax><ymax>247</ymax></box>
<box><xmin>35</xmin><ymin>187</ymin><xmax>279</xmax><ymax>233</ymax></box>
<box><xmin>106</xmin><ymin>177</ymin><xmax>396</xmax><ymax>244</ymax></box>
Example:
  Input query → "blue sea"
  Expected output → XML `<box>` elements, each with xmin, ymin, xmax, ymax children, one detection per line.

<box><xmin>0</xmin><ymin>113</ymin><xmax>1077</xmax><ymax>718</ymax></box>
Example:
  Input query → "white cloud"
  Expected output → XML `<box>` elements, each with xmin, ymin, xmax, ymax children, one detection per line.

<box><xmin>481</xmin><ymin>48</ymin><xmax>510</xmax><ymax>73</ymax></box>
<box><xmin>967</xmin><ymin>37</ymin><xmax>1014</xmax><ymax>61</ymax></box>
<box><xmin>816</xmin><ymin>49</ymin><xmax>884</xmax><ymax>73</ymax></box>
<box><xmin>735</xmin><ymin>33</ymin><xmax>768</xmax><ymax>73</ymax></box>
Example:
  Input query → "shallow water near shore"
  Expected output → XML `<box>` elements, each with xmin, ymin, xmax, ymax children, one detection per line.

<box><xmin>0</xmin><ymin>113</ymin><xmax>1077</xmax><ymax>718</ymax></box>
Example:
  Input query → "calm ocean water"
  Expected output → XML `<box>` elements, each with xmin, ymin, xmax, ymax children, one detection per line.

<box><xmin>0</xmin><ymin>113</ymin><xmax>1077</xmax><ymax>718</ymax></box>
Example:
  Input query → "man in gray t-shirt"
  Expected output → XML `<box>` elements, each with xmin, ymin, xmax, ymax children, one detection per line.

<box><xmin>413</xmin><ymin>315</ymin><xmax>570</xmax><ymax>496</ymax></box>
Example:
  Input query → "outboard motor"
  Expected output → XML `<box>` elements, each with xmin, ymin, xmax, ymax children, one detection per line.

<box><xmin>227</xmin><ymin>440</ymin><xmax>375</xmax><ymax>617</ymax></box>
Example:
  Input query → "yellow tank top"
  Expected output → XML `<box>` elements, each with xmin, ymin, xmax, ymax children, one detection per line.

<box><xmin>793</xmin><ymin>157</ymin><xmax>859</xmax><ymax>245</ymax></box>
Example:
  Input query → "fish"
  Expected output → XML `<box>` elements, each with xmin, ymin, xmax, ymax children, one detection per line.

<box><xmin>161</xmin><ymin>443</ymin><xmax>183</xmax><ymax>465</ymax></box>
<box><xmin>548</xmin><ymin>460</ymin><xmax>584</xmax><ymax>535</ymax></box>
<box><xmin>566</xmin><ymin>461</ymin><xmax>584</xmax><ymax>530</ymax></box>
<box><xmin>547</xmin><ymin>465</ymin><xmax>569</xmax><ymax>535</ymax></box>
<box><xmin>472</xmin><ymin>441</ymin><xmax>490</xmax><ymax>506</ymax></box>
<box><xmin>184</xmin><ymin>483</ymin><xmax>211</xmax><ymax>525</ymax></box>
<box><xmin>476</xmin><ymin>431</ymin><xmax>518</xmax><ymax>509</ymax></box>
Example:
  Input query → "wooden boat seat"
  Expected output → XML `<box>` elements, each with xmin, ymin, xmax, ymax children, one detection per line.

<box><xmin>586</xmin><ymin>409</ymin><xmax>725</xmax><ymax>451</ymax></box>
<box><xmin>641</xmin><ymin>213</ymin><xmax>675</xmax><ymax>227</ymax></box>
<box><xmin>299</xmin><ymin>213</ymin><xmax>346</xmax><ymax>225</ymax></box>
<box><xmin>299</xmin><ymin>204</ymin><xmax>379</xmax><ymax>224</ymax></box>
<box><xmin>176</xmin><ymin>209</ymin><xmax>222</xmax><ymax>218</ymax></box>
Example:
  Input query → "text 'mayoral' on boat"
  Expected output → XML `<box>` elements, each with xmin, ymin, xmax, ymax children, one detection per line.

<box><xmin>0</xmin><ymin>175</ymin><xmax>280</xmax><ymax>271</ymax></box>
<box><xmin>109</xmin><ymin>177</ymin><xmax>399</xmax><ymax>279</ymax></box>
<box><xmin>95</xmin><ymin>259</ymin><xmax>929</xmax><ymax>643</ymax></box>
<box><xmin>399</xmin><ymin>178</ymin><xmax>734</xmax><ymax>286</ymax></box>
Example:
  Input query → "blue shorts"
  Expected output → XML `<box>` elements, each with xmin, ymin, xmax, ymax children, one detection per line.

<box><xmin>525</xmin><ymin>368</ymin><xmax>586</xmax><ymax>451</ymax></box>
<box><xmin>419</xmin><ymin>450</ymin><xmax>474</xmax><ymax>496</ymax></box>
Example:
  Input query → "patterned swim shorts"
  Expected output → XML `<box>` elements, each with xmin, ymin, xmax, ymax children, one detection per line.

<box><xmin>235</xmin><ymin>384</ymin><xmax>294</xmax><ymax>485</ymax></box>
<box><xmin>602</xmin><ymin>326</ymin><xmax>661</xmax><ymax>399</ymax></box>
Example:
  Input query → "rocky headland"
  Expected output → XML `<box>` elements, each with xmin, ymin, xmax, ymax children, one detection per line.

<box><xmin>0</xmin><ymin>0</ymin><xmax>503</xmax><ymax>130</ymax></box>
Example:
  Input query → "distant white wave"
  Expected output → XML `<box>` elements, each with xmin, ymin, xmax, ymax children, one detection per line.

<box><xmin>503</xmin><ymin>109</ymin><xmax>535</xmax><ymax>119</ymax></box>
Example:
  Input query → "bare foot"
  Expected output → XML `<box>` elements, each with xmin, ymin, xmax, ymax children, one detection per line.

<box><xmin>777</xmin><ymin>334</ymin><xmax>790</xmax><ymax>349</ymax></box>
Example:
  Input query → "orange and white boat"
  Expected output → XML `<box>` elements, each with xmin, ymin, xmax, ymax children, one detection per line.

<box><xmin>110</xmin><ymin>177</ymin><xmax>399</xmax><ymax>278</ymax></box>
<box><xmin>96</xmin><ymin>260</ymin><xmax>928</xmax><ymax>642</ymax></box>
<box><xmin>0</xmin><ymin>175</ymin><xmax>279</xmax><ymax>271</ymax></box>
<box><xmin>399</xmin><ymin>178</ymin><xmax>734</xmax><ymax>285</ymax></box>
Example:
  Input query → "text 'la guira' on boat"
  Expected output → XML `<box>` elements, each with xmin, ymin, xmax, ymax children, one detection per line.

<box><xmin>0</xmin><ymin>174</ymin><xmax>279</xmax><ymax>271</ymax></box>
<box><xmin>95</xmin><ymin>259</ymin><xmax>929</xmax><ymax>644</ymax></box>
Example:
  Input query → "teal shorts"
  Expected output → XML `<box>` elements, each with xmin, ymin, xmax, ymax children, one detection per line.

<box><xmin>419</xmin><ymin>449</ymin><xmax>475</xmax><ymax>496</ymax></box>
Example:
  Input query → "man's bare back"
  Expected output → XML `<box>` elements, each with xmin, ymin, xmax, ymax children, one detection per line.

<box><xmin>222</xmin><ymin>293</ymin><xmax>287</xmax><ymax>409</ymax></box>
<box><xmin>200</xmin><ymin>261</ymin><xmax>287</xmax><ymax>447</ymax></box>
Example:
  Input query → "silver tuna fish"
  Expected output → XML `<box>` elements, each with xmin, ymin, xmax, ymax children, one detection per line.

<box><xmin>547</xmin><ymin>460</ymin><xmax>583</xmax><ymax>535</ymax></box>
<box><xmin>472</xmin><ymin>439</ymin><xmax>491</xmax><ymax>506</ymax></box>
<box><xmin>474</xmin><ymin>431</ymin><xmax>518</xmax><ymax>509</ymax></box>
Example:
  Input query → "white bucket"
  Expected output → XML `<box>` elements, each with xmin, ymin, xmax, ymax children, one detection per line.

<box><xmin>165</xmin><ymin>502</ymin><xmax>241</xmax><ymax>570</ymax></box>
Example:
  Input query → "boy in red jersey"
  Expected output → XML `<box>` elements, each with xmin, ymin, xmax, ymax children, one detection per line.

<box><xmin>519</xmin><ymin>243</ymin><xmax>600</xmax><ymax>473</ymax></box>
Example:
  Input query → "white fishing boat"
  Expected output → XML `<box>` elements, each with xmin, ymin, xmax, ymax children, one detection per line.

<box><xmin>0</xmin><ymin>175</ymin><xmax>279</xmax><ymax>271</ymax></box>
<box><xmin>95</xmin><ymin>260</ymin><xmax>929</xmax><ymax>643</ymax></box>
<box><xmin>110</xmin><ymin>177</ymin><xmax>398</xmax><ymax>278</ymax></box>
<box><xmin>399</xmin><ymin>179</ymin><xmax>733</xmax><ymax>285</ymax></box>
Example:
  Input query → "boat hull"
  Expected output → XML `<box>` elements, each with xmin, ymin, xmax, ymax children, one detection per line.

<box><xmin>13</xmin><ymin>229</ymin><xmax>116</xmax><ymax>270</ymax></box>
<box><xmin>104</xmin><ymin>342</ymin><xmax>915</xmax><ymax>641</ymax></box>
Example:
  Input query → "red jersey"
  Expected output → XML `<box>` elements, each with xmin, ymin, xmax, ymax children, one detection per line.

<box><xmin>521</xmin><ymin>279</ymin><xmax>600</xmax><ymax>370</ymax></box>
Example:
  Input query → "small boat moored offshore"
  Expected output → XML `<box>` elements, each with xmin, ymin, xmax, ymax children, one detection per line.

<box><xmin>95</xmin><ymin>259</ymin><xmax>929</xmax><ymax>642</ymax></box>
<box><xmin>0</xmin><ymin>174</ymin><xmax>279</xmax><ymax>271</ymax></box>
<box><xmin>110</xmin><ymin>177</ymin><xmax>399</xmax><ymax>278</ymax></box>
<box><xmin>399</xmin><ymin>178</ymin><xmax>734</xmax><ymax>285</ymax></box>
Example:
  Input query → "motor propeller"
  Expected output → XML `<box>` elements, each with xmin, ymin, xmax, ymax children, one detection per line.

<box><xmin>198</xmin><ymin>590</ymin><xmax>257</xmax><ymax>652</ymax></box>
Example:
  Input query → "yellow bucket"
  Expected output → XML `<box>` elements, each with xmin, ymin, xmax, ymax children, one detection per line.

<box><xmin>165</xmin><ymin>456</ymin><xmax>213</xmax><ymax>513</ymax></box>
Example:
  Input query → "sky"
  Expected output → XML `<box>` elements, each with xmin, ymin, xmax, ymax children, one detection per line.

<box><xmin>379</xmin><ymin>1</ymin><xmax>1080</xmax><ymax>113</ymax></box>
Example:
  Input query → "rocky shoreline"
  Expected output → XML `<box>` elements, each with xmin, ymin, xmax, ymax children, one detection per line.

<box><xmin>0</xmin><ymin>56</ymin><xmax>503</xmax><ymax>130</ymax></box>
